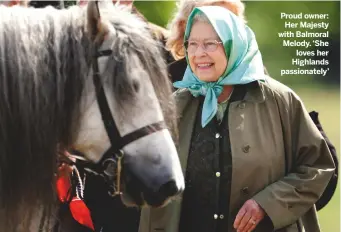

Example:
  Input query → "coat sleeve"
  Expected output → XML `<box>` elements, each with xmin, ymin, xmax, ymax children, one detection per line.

<box><xmin>252</xmin><ymin>90</ymin><xmax>335</xmax><ymax>230</ymax></box>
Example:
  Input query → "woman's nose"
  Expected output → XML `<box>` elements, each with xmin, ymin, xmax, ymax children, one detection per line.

<box><xmin>194</xmin><ymin>44</ymin><xmax>207</xmax><ymax>56</ymax></box>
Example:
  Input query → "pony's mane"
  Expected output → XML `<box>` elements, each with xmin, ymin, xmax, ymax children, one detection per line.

<box><xmin>0</xmin><ymin>4</ymin><xmax>176</xmax><ymax>231</ymax></box>
<box><xmin>0</xmin><ymin>5</ymin><xmax>89</xmax><ymax>231</ymax></box>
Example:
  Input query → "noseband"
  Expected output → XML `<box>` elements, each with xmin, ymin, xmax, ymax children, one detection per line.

<box><xmin>69</xmin><ymin>42</ymin><xmax>167</xmax><ymax>197</ymax></box>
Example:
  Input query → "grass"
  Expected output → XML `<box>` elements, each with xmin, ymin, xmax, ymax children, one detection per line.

<box><xmin>290</xmin><ymin>85</ymin><xmax>340</xmax><ymax>232</ymax></box>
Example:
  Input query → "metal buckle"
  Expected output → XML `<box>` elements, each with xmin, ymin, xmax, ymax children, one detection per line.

<box><xmin>102</xmin><ymin>149</ymin><xmax>124</xmax><ymax>197</ymax></box>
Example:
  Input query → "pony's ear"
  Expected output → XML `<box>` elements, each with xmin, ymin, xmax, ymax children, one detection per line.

<box><xmin>87</xmin><ymin>1</ymin><xmax>107</xmax><ymax>42</ymax></box>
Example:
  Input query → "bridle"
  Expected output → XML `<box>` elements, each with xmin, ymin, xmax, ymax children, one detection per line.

<box><xmin>68</xmin><ymin>1</ymin><xmax>167</xmax><ymax>197</ymax></box>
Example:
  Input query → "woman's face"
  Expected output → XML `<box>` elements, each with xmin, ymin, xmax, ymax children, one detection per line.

<box><xmin>186</xmin><ymin>21</ymin><xmax>228</xmax><ymax>82</ymax></box>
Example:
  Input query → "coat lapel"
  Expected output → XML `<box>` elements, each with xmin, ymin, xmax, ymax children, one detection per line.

<box><xmin>173</xmin><ymin>89</ymin><xmax>199</xmax><ymax>171</ymax></box>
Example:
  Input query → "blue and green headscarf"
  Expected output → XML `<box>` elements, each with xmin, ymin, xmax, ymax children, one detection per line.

<box><xmin>173</xmin><ymin>6</ymin><xmax>265</xmax><ymax>127</ymax></box>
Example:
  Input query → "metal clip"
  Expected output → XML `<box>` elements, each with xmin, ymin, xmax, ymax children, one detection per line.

<box><xmin>108</xmin><ymin>149</ymin><xmax>124</xmax><ymax>197</ymax></box>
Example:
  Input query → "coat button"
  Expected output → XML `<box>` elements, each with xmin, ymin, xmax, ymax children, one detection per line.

<box><xmin>216</xmin><ymin>172</ymin><xmax>221</xmax><ymax>177</ymax></box>
<box><xmin>238</xmin><ymin>102</ymin><xmax>246</xmax><ymax>109</ymax></box>
<box><xmin>241</xmin><ymin>187</ymin><xmax>249</xmax><ymax>195</ymax></box>
<box><xmin>219</xmin><ymin>214</ymin><xmax>224</xmax><ymax>219</ymax></box>
<box><xmin>214</xmin><ymin>214</ymin><xmax>218</xmax><ymax>219</ymax></box>
<box><xmin>215</xmin><ymin>133</ymin><xmax>221</xmax><ymax>138</ymax></box>
<box><xmin>242</xmin><ymin>145</ymin><xmax>250</xmax><ymax>153</ymax></box>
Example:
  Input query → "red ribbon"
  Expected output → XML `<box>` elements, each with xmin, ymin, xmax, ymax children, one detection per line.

<box><xmin>69</xmin><ymin>197</ymin><xmax>95</xmax><ymax>230</ymax></box>
<box><xmin>56</xmin><ymin>164</ymin><xmax>95</xmax><ymax>231</ymax></box>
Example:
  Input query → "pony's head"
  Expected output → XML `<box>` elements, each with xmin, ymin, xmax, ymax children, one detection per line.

<box><xmin>74</xmin><ymin>1</ymin><xmax>184</xmax><ymax>207</ymax></box>
<box><xmin>0</xmin><ymin>1</ymin><xmax>183</xmax><ymax>230</ymax></box>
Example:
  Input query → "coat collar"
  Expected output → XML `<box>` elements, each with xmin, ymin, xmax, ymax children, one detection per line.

<box><xmin>173</xmin><ymin>88</ymin><xmax>193</xmax><ymax>118</ymax></box>
<box><xmin>243</xmin><ymin>80</ymin><xmax>266</xmax><ymax>103</ymax></box>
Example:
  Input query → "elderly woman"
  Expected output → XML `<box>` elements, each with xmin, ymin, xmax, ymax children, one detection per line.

<box><xmin>167</xmin><ymin>0</ymin><xmax>249</xmax><ymax>82</ymax></box>
<box><xmin>139</xmin><ymin>5</ymin><xmax>335</xmax><ymax>232</ymax></box>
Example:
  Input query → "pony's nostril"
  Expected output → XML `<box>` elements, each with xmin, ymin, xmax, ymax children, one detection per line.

<box><xmin>158</xmin><ymin>180</ymin><xmax>179</xmax><ymax>198</ymax></box>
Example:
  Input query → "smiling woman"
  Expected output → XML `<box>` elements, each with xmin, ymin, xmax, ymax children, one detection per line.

<box><xmin>139</xmin><ymin>5</ymin><xmax>335</xmax><ymax>232</ymax></box>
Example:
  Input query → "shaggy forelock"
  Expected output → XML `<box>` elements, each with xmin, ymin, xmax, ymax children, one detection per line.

<box><xmin>100</xmin><ymin>6</ymin><xmax>178</xmax><ymax>139</ymax></box>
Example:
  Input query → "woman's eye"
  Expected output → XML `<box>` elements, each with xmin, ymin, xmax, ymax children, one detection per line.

<box><xmin>188</xmin><ymin>41</ymin><xmax>198</xmax><ymax>46</ymax></box>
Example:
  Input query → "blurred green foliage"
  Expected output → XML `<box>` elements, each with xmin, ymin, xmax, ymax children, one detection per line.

<box><xmin>134</xmin><ymin>1</ymin><xmax>177</xmax><ymax>27</ymax></box>
<box><xmin>244</xmin><ymin>1</ymin><xmax>340</xmax><ymax>86</ymax></box>
<box><xmin>64</xmin><ymin>0</ymin><xmax>77</xmax><ymax>8</ymax></box>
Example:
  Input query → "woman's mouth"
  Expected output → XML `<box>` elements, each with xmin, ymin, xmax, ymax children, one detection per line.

<box><xmin>197</xmin><ymin>63</ymin><xmax>214</xmax><ymax>70</ymax></box>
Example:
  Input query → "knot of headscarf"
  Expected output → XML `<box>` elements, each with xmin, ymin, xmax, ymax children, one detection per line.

<box><xmin>175</xmin><ymin>79</ymin><xmax>223</xmax><ymax>97</ymax></box>
<box><xmin>173</xmin><ymin>6</ymin><xmax>265</xmax><ymax>127</ymax></box>
<box><xmin>174</xmin><ymin>68</ymin><xmax>224</xmax><ymax>125</ymax></box>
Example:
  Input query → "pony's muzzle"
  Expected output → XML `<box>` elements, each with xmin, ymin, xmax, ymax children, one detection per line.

<box><xmin>123</xmin><ymin>158</ymin><xmax>184</xmax><ymax>206</ymax></box>
<box><xmin>159</xmin><ymin>180</ymin><xmax>182</xmax><ymax>197</ymax></box>
<box><xmin>121</xmin><ymin>130</ymin><xmax>185</xmax><ymax>207</ymax></box>
<box><xmin>120</xmin><ymin>164</ymin><xmax>184</xmax><ymax>207</ymax></box>
<box><xmin>140</xmin><ymin>179</ymin><xmax>183</xmax><ymax>207</ymax></box>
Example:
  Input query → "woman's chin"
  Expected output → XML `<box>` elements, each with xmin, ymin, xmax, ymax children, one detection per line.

<box><xmin>196</xmin><ymin>74</ymin><xmax>219</xmax><ymax>82</ymax></box>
